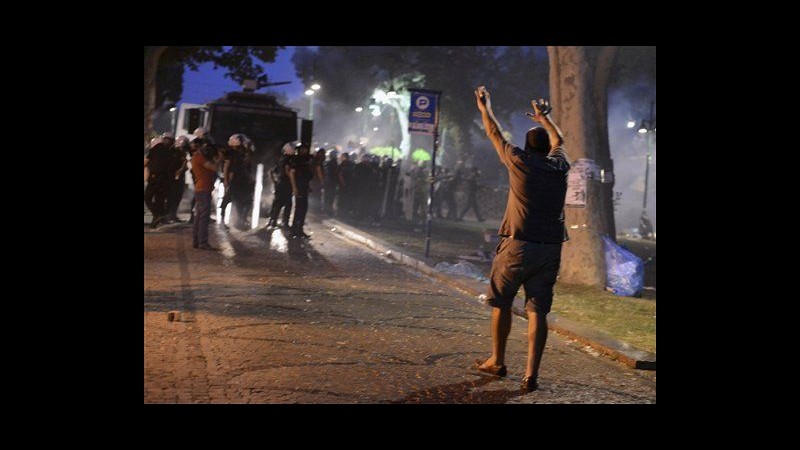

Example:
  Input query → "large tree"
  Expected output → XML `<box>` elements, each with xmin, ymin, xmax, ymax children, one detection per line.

<box><xmin>291</xmin><ymin>46</ymin><xmax>546</xmax><ymax>163</ymax></box>
<box><xmin>548</xmin><ymin>46</ymin><xmax>618</xmax><ymax>288</ymax></box>
<box><xmin>143</xmin><ymin>46</ymin><xmax>282</xmax><ymax>147</ymax></box>
<box><xmin>144</xmin><ymin>46</ymin><xmax>168</xmax><ymax>145</ymax></box>
<box><xmin>155</xmin><ymin>62</ymin><xmax>184</xmax><ymax>108</ymax></box>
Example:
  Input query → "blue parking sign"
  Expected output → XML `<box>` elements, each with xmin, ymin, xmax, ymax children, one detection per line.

<box><xmin>409</xmin><ymin>91</ymin><xmax>439</xmax><ymax>135</ymax></box>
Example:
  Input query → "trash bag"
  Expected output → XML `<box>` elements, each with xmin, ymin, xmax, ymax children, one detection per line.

<box><xmin>434</xmin><ymin>260</ymin><xmax>489</xmax><ymax>283</ymax></box>
<box><xmin>601</xmin><ymin>235</ymin><xmax>644</xmax><ymax>296</ymax></box>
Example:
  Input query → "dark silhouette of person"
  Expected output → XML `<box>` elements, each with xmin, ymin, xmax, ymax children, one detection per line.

<box><xmin>473</xmin><ymin>86</ymin><xmax>569</xmax><ymax>393</ymax></box>
<box><xmin>459</xmin><ymin>166</ymin><xmax>485</xmax><ymax>222</ymax></box>
<box><xmin>165</xmin><ymin>135</ymin><xmax>190</xmax><ymax>223</ymax></box>
<box><xmin>352</xmin><ymin>153</ymin><xmax>373</xmax><ymax>220</ymax></box>
<box><xmin>337</xmin><ymin>152</ymin><xmax>355</xmax><ymax>218</ymax></box>
<box><xmin>310</xmin><ymin>147</ymin><xmax>326</xmax><ymax>215</ymax></box>
<box><xmin>448</xmin><ymin>165</ymin><xmax>464</xmax><ymax>220</ymax></box>
<box><xmin>379</xmin><ymin>156</ymin><xmax>396</xmax><ymax>219</ymax></box>
<box><xmin>223</xmin><ymin>134</ymin><xmax>255</xmax><ymax>229</ymax></box>
<box><xmin>219</xmin><ymin>141</ymin><xmax>235</xmax><ymax>227</ymax></box>
<box><xmin>409</xmin><ymin>161</ymin><xmax>428</xmax><ymax>223</ymax></box>
<box><xmin>144</xmin><ymin>132</ymin><xmax>176</xmax><ymax>228</ymax></box>
<box><xmin>432</xmin><ymin>167</ymin><xmax>451</xmax><ymax>219</ymax></box>
<box><xmin>266</xmin><ymin>142</ymin><xmax>295</xmax><ymax>228</ymax></box>
<box><xmin>322</xmin><ymin>148</ymin><xmax>339</xmax><ymax>216</ymax></box>
<box><xmin>287</xmin><ymin>143</ymin><xmax>321</xmax><ymax>238</ymax></box>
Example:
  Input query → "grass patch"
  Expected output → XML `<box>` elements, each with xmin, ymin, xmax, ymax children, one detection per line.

<box><xmin>551</xmin><ymin>283</ymin><xmax>656</xmax><ymax>354</ymax></box>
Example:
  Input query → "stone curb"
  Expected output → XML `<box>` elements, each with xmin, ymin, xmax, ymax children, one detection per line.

<box><xmin>321</xmin><ymin>218</ymin><xmax>656</xmax><ymax>371</ymax></box>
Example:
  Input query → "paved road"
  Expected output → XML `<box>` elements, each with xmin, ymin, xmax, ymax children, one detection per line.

<box><xmin>144</xmin><ymin>218</ymin><xmax>656</xmax><ymax>403</ymax></box>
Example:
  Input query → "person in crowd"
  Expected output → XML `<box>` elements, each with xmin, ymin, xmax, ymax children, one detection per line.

<box><xmin>190</xmin><ymin>140</ymin><xmax>222</xmax><ymax>250</ymax></box>
<box><xmin>459</xmin><ymin>167</ymin><xmax>486</xmax><ymax>222</ymax></box>
<box><xmin>266</xmin><ymin>142</ymin><xmax>295</xmax><ymax>229</ymax></box>
<box><xmin>144</xmin><ymin>132</ymin><xmax>175</xmax><ymax>228</ymax></box>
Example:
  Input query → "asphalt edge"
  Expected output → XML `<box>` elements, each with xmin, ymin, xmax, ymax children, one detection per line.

<box><xmin>321</xmin><ymin>218</ymin><xmax>656</xmax><ymax>371</ymax></box>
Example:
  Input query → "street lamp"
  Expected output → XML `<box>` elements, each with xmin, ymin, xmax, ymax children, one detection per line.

<box><xmin>164</xmin><ymin>99</ymin><xmax>177</xmax><ymax>135</ymax></box>
<box><xmin>634</xmin><ymin>101</ymin><xmax>656</xmax><ymax>239</ymax></box>
<box><xmin>306</xmin><ymin>83</ymin><xmax>321</xmax><ymax>120</ymax></box>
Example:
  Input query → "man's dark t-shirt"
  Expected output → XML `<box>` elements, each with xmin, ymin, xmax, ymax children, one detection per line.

<box><xmin>496</xmin><ymin>142</ymin><xmax>570</xmax><ymax>244</ymax></box>
<box><xmin>290</xmin><ymin>154</ymin><xmax>314</xmax><ymax>195</ymax></box>
<box><xmin>271</xmin><ymin>155</ymin><xmax>291</xmax><ymax>188</ymax></box>
<box><xmin>229</xmin><ymin>149</ymin><xmax>253</xmax><ymax>189</ymax></box>
<box><xmin>146</xmin><ymin>143</ymin><xmax>174</xmax><ymax>175</ymax></box>
<box><xmin>323</xmin><ymin>159</ymin><xmax>338</xmax><ymax>187</ymax></box>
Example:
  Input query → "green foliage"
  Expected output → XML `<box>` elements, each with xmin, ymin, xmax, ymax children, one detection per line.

<box><xmin>161</xmin><ymin>46</ymin><xmax>282</xmax><ymax>83</ymax></box>
<box><xmin>367</xmin><ymin>146</ymin><xmax>428</xmax><ymax>162</ymax></box>
<box><xmin>152</xmin><ymin>46</ymin><xmax>283</xmax><ymax>103</ymax></box>
<box><xmin>368</xmin><ymin>146</ymin><xmax>401</xmax><ymax>158</ymax></box>
<box><xmin>156</xmin><ymin>63</ymin><xmax>184</xmax><ymax>107</ymax></box>
<box><xmin>411</xmin><ymin>149</ymin><xmax>431</xmax><ymax>162</ymax></box>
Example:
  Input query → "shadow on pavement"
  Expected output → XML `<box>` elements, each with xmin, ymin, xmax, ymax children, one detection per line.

<box><xmin>388</xmin><ymin>375</ymin><xmax>526</xmax><ymax>404</ymax></box>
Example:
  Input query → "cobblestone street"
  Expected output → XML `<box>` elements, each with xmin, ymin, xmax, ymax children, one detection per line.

<box><xmin>144</xmin><ymin>219</ymin><xmax>656</xmax><ymax>403</ymax></box>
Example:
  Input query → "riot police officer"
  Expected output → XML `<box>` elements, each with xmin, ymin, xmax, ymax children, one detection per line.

<box><xmin>266</xmin><ymin>142</ymin><xmax>295</xmax><ymax>229</ymax></box>
<box><xmin>144</xmin><ymin>132</ymin><xmax>176</xmax><ymax>228</ymax></box>
<box><xmin>288</xmin><ymin>143</ymin><xmax>320</xmax><ymax>238</ymax></box>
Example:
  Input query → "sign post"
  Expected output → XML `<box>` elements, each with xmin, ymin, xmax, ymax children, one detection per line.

<box><xmin>408</xmin><ymin>88</ymin><xmax>442</xmax><ymax>258</ymax></box>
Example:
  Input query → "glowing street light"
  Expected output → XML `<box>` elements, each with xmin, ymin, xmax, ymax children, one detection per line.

<box><xmin>633</xmin><ymin>101</ymin><xmax>656</xmax><ymax>239</ymax></box>
<box><xmin>306</xmin><ymin>83</ymin><xmax>321</xmax><ymax>119</ymax></box>
<box><xmin>355</xmin><ymin>106</ymin><xmax>363</xmax><ymax>112</ymax></box>
<box><xmin>627</xmin><ymin>120</ymin><xmax>636</xmax><ymax>128</ymax></box>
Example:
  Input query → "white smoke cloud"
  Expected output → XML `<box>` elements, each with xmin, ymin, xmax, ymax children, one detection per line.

<box><xmin>608</xmin><ymin>79</ymin><xmax>656</xmax><ymax>234</ymax></box>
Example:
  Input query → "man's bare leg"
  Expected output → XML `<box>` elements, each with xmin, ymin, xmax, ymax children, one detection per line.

<box><xmin>525</xmin><ymin>310</ymin><xmax>548</xmax><ymax>380</ymax></box>
<box><xmin>479</xmin><ymin>306</ymin><xmax>512</xmax><ymax>368</ymax></box>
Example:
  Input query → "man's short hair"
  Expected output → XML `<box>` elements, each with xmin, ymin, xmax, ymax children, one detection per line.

<box><xmin>525</xmin><ymin>127</ymin><xmax>550</xmax><ymax>153</ymax></box>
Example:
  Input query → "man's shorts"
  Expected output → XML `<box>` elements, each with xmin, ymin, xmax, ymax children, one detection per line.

<box><xmin>485</xmin><ymin>237</ymin><xmax>562</xmax><ymax>315</ymax></box>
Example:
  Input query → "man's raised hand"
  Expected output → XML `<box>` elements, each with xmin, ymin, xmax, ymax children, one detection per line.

<box><xmin>526</xmin><ymin>98</ymin><xmax>552</xmax><ymax>123</ymax></box>
<box><xmin>475</xmin><ymin>86</ymin><xmax>491</xmax><ymax>110</ymax></box>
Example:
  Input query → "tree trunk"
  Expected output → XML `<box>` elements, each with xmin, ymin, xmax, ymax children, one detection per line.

<box><xmin>144</xmin><ymin>46</ymin><xmax>168</xmax><ymax>149</ymax></box>
<box><xmin>593</xmin><ymin>46</ymin><xmax>618</xmax><ymax>241</ymax></box>
<box><xmin>548</xmin><ymin>46</ymin><xmax>616</xmax><ymax>288</ymax></box>
<box><xmin>383</xmin><ymin>96</ymin><xmax>414</xmax><ymax>222</ymax></box>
